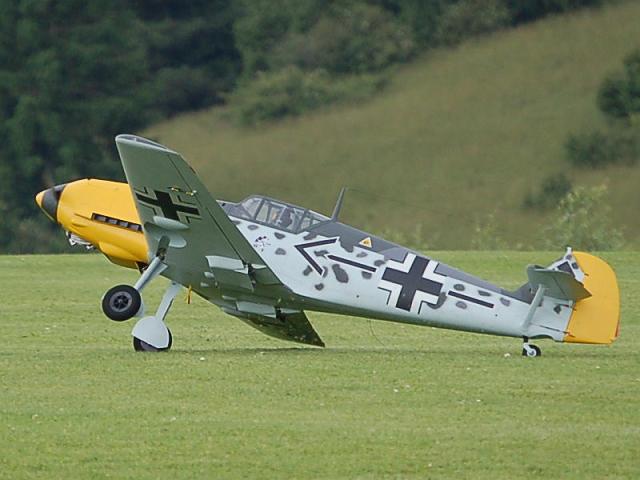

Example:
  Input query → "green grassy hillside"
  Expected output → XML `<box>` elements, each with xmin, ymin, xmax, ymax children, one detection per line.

<box><xmin>146</xmin><ymin>2</ymin><xmax>640</xmax><ymax>249</ymax></box>
<box><xmin>1</xmin><ymin>252</ymin><xmax>638</xmax><ymax>478</ymax></box>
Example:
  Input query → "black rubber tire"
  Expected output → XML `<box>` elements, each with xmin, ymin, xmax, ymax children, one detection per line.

<box><xmin>102</xmin><ymin>285</ymin><xmax>142</xmax><ymax>322</ymax></box>
<box><xmin>133</xmin><ymin>329</ymin><xmax>172</xmax><ymax>352</ymax></box>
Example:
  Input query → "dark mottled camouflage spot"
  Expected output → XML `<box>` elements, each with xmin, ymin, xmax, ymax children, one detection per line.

<box><xmin>332</xmin><ymin>264</ymin><xmax>349</xmax><ymax>283</ymax></box>
<box><xmin>275</xmin><ymin>248</ymin><xmax>286</xmax><ymax>255</ymax></box>
<box><xmin>454</xmin><ymin>284</ymin><xmax>465</xmax><ymax>291</ymax></box>
<box><xmin>361</xmin><ymin>271</ymin><xmax>372</xmax><ymax>279</ymax></box>
<box><xmin>500</xmin><ymin>297</ymin><xmax>511</xmax><ymax>307</ymax></box>
<box><xmin>427</xmin><ymin>292</ymin><xmax>447</xmax><ymax>310</ymax></box>
<box><xmin>356</xmin><ymin>251</ymin><xmax>368</xmax><ymax>258</ymax></box>
<box><xmin>231</xmin><ymin>220</ymin><xmax>241</xmax><ymax>225</ymax></box>
<box><xmin>303</xmin><ymin>266</ymin><xmax>313</xmax><ymax>276</ymax></box>
<box><xmin>274</xmin><ymin>232</ymin><xmax>285</xmax><ymax>239</ymax></box>
<box><xmin>314</xmin><ymin>249</ymin><xmax>328</xmax><ymax>257</ymax></box>
<box><xmin>247</xmin><ymin>224</ymin><xmax>258</xmax><ymax>230</ymax></box>
<box><xmin>478</xmin><ymin>290</ymin><xmax>491</xmax><ymax>297</ymax></box>
<box><xmin>314</xmin><ymin>283</ymin><xmax>324</xmax><ymax>291</ymax></box>
<box><xmin>341</xmin><ymin>241</ymin><xmax>354</xmax><ymax>253</ymax></box>
<box><xmin>304</xmin><ymin>233</ymin><xmax>317</xmax><ymax>240</ymax></box>
<box><xmin>374</xmin><ymin>259</ymin><xmax>386</xmax><ymax>267</ymax></box>
<box><xmin>322</xmin><ymin>267</ymin><xmax>328</xmax><ymax>278</ymax></box>
<box><xmin>455</xmin><ymin>301</ymin><xmax>467</xmax><ymax>310</ymax></box>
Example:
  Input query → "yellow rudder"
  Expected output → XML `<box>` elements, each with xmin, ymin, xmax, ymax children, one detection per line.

<box><xmin>564</xmin><ymin>252</ymin><xmax>620</xmax><ymax>344</ymax></box>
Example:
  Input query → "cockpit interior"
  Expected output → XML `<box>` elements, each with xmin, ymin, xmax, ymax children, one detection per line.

<box><xmin>226</xmin><ymin>195</ymin><xmax>329</xmax><ymax>233</ymax></box>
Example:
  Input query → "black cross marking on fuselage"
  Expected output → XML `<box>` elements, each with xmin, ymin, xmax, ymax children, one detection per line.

<box><xmin>135</xmin><ymin>190</ymin><xmax>199</xmax><ymax>221</ymax></box>
<box><xmin>382</xmin><ymin>256</ymin><xmax>443</xmax><ymax>311</ymax></box>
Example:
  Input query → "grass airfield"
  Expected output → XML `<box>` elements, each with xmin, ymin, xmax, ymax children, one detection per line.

<box><xmin>1</xmin><ymin>252</ymin><xmax>638</xmax><ymax>479</ymax></box>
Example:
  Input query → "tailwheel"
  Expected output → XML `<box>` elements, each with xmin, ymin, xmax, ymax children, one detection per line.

<box><xmin>102</xmin><ymin>285</ymin><xmax>142</xmax><ymax>321</ymax></box>
<box><xmin>133</xmin><ymin>329</ymin><xmax>172</xmax><ymax>352</ymax></box>
<box><xmin>522</xmin><ymin>343</ymin><xmax>541</xmax><ymax>358</ymax></box>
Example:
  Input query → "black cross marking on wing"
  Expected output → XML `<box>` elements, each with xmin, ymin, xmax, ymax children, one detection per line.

<box><xmin>135</xmin><ymin>189</ymin><xmax>200</xmax><ymax>222</ymax></box>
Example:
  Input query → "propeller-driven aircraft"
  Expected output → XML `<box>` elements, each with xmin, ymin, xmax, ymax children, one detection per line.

<box><xmin>35</xmin><ymin>135</ymin><xmax>620</xmax><ymax>356</ymax></box>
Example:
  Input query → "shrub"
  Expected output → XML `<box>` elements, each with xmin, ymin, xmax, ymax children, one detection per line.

<box><xmin>597</xmin><ymin>49</ymin><xmax>640</xmax><ymax>122</ymax></box>
<box><xmin>436</xmin><ymin>0</ymin><xmax>512</xmax><ymax>46</ymax></box>
<box><xmin>148</xmin><ymin>66</ymin><xmax>220</xmax><ymax>116</ymax></box>
<box><xmin>523</xmin><ymin>173</ymin><xmax>572</xmax><ymax>210</ymax></box>
<box><xmin>392</xmin><ymin>0</ymin><xmax>455</xmax><ymax>47</ymax></box>
<box><xmin>228</xmin><ymin>66</ymin><xmax>386</xmax><ymax>125</ymax></box>
<box><xmin>233</xmin><ymin>0</ymin><xmax>301</xmax><ymax>74</ymax></box>
<box><xmin>566</xmin><ymin>128</ymin><xmax>639</xmax><ymax>168</ymax></box>
<box><xmin>506</xmin><ymin>0</ymin><xmax>603</xmax><ymax>24</ymax></box>
<box><xmin>545</xmin><ymin>185</ymin><xmax>623</xmax><ymax>250</ymax></box>
<box><xmin>269</xmin><ymin>3</ymin><xmax>414</xmax><ymax>75</ymax></box>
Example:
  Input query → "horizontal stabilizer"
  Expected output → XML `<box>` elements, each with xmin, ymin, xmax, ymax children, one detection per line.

<box><xmin>526</xmin><ymin>265</ymin><xmax>591</xmax><ymax>302</ymax></box>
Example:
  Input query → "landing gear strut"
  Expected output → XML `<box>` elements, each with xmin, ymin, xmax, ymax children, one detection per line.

<box><xmin>101</xmin><ymin>254</ymin><xmax>181</xmax><ymax>352</ymax></box>
<box><xmin>522</xmin><ymin>337</ymin><xmax>541</xmax><ymax>357</ymax></box>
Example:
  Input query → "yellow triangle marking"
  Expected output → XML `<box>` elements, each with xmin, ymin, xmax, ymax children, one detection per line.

<box><xmin>359</xmin><ymin>237</ymin><xmax>372</xmax><ymax>248</ymax></box>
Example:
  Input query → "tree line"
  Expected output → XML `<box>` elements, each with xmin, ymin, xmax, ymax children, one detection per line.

<box><xmin>0</xmin><ymin>0</ymin><xmax>604</xmax><ymax>252</ymax></box>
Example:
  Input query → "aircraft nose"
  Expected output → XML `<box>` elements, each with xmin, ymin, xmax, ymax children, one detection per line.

<box><xmin>35</xmin><ymin>184</ymin><xmax>67</xmax><ymax>222</ymax></box>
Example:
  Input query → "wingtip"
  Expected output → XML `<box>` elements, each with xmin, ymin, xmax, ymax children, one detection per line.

<box><xmin>115</xmin><ymin>134</ymin><xmax>176</xmax><ymax>154</ymax></box>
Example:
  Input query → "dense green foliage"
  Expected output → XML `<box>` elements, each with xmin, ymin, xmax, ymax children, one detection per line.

<box><xmin>597</xmin><ymin>48</ymin><xmax>640</xmax><ymax>121</ymax></box>
<box><xmin>564</xmin><ymin>49</ymin><xmax>640</xmax><ymax>168</ymax></box>
<box><xmin>505</xmin><ymin>0</ymin><xmax>603</xmax><ymax>23</ymax></box>
<box><xmin>436</xmin><ymin>0</ymin><xmax>512</xmax><ymax>45</ymax></box>
<box><xmin>228</xmin><ymin>0</ymin><xmax>605</xmax><ymax>125</ymax></box>
<box><xmin>0</xmin><ymin>0</ymin><xmax>240</xmax><ymax>253</ymax></box>
<box><xmin>566</xmin><ymin>127</ymin><xmax>639</xmax><ymax>168</ymax></box>
<box><xmin>1</xmin><ymin>0</ymin><xmax>615</xmax><ymax>252</ymax></box>
<box><xmin>228</xmin><ymin>66</ymin><xmax>386</xmax><ymax>125</ymax></box>
<box><xmin>523</xmin><ymin>173</ymin><xmax>573</xmax><ymax>210</ymax></box>
<box><xmin>229</xmin><ymin>1</ymin><xmax>414</xmax><ymax>125</ymax></box>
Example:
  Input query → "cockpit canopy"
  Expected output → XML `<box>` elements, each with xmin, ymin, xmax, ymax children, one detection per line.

<box><xmin>228</xmin><ymin>195</ymin><xmax>329</xmax><ymax>233</ymax></box>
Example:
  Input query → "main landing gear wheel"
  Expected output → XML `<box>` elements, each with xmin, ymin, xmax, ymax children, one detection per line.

<box><xmin>102</xmin><ymin>284</ymin><xmax>141</xmax><ymax>321</ymax></box>
<box><xmin>133</xmin><ymin>329</ymin><xmax>172</xmax><ymax>352</ymax></box>
<box><xmin>522</xmin><ymin>343</ymin><xmax>542</xmax><ymax>357</ymax></box>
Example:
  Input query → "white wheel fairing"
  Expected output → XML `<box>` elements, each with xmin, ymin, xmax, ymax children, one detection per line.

<box><xmin>131</xmin><ymin>316</ymin><xmax>171</xmax><ymax>349</ymax></box>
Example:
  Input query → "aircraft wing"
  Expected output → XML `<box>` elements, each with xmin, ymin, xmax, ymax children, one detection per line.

<box><xmin>115</xmin><ymin>135</ymin><xmax>325</xmax><ymax>347</ymax></box>
<box><xmin>115</xmin><ymin>134</ymin><xmax>283</xmax><ymax>289</ymax></box>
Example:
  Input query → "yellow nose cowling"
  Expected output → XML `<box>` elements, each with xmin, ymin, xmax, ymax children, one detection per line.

<box><xmin>35</xmin><ymin>179</ymin><xmax>149</xmax><ymax>269</ymax></box>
